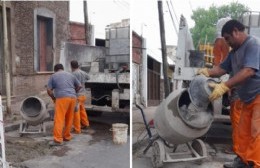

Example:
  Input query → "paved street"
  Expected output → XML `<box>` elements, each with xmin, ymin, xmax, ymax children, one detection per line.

<box><xmin>132</xmin><ymin>105</ymin><xmax>235</xmax><ymax>168</ymax></box>
<box><xmin>4</xmin><ymin>114</ymin><xmax>130</xmax><ymax>168</ymax></box>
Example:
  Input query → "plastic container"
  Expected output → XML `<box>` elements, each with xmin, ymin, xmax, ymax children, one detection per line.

<box><xmin>110</xmin><ymin>123</ymin><xmax>128</xmax><ymax>144</ymax></box>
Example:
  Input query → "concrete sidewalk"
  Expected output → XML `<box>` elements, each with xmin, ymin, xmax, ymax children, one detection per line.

<box><xmin>132</xmin><ymin>105</ymin><xmax>235</xmax><ymax>168</ymax></box>
<box><xmin>132</xmin><ymin>105</ymin><xmax>157</xmax><ymax>146</ymax></box>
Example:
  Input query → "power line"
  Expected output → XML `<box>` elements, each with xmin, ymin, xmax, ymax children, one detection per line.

<box><xmin>169</xmin><ymin>0</ymin><xmax>179</xmax><ymax>23</ymax></box>
<box><xmin>166</xmin><ymin>0</ymin><xmax>178</xmax><ymax>35</ymax></box>
<box><xmin>113</xmin><ymin>0</ymin><xmax>129</xmax><ymax>11</ymax></box>
<box><xmin>119</xmin><ymin>0</ymin><xmax>129</xmax><ymax>8</ymax></box>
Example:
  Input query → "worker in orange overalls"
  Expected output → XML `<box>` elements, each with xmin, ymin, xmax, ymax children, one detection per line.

<box><xmin>213</xmin><ymin>17</ymin><xmax>231</xmax><ymax>66</ymax></box>
<box><xmin>198</xmin><ymin>19</ymin><xmax>260</xmax><ymax>168</ymax></box>
<box><xmin>47</xmin><ymin>63</ymin><xmax>81</xmax><ymax>146</ymax></box>
<box><xmin>70</xmin><ymin>60</ymin><xmax>90</xmax><ymax>133</ymax></box>
<box><xmin>213</xmin><ymin>17</ymin><xmax>244</xmax><ymax>168</ymax></box>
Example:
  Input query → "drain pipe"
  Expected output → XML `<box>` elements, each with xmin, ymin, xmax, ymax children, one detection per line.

<box><xmin>2</xmin><ymin>2</ymin><xmax>11</xmax><ymax>115</ymax></box>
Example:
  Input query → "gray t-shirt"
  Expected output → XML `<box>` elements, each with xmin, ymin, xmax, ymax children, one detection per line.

<box><xmin>47</xmin><ymin>71</ymin><xmax>81</xmax><ymax>98</ymax></box>
<box><xmin>220</xmin><ymin>35</ymin><xmax>260</xmax><ymax>103</ymax></box>
<box><xmin>72</xmin><ymin>69</ymin><xmax>90</xmax><ymax>96</ymax></box>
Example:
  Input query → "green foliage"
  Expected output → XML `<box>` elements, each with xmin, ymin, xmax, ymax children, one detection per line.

<box><xmin>190</xmin><ymin>2</ymin><xmax>249</xmax><ymax>49</ymax></box>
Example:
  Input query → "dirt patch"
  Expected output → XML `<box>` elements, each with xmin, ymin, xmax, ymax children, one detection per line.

<box><xmin>4</xmin><ymin>121</ymin><xmax>114</xmax><ymax>166</ymax></box>
<box><xmin>5</xmin><ymin>136</ymin><xmax>50</xmax><ymax>163</ymax></box>
<box><xmin>52</xmin><ymin>146</ymin><xmax>71</xmax><ymax>157</ymax></box>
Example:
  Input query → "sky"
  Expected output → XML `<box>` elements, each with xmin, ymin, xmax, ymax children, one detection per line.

<box><xmin>70</xmin><ymin>0</ymin><xmax>260</xmax><ymax>61</ymax></box>
<box><xmin>70</xmin><ymin>0</ymin><xmax>130</xmax><ymax>39</ymax></box>
<box><xmin>132</xmin><ymin>0</ymin><xmax>260</xmax><ymax>60</ymax></box>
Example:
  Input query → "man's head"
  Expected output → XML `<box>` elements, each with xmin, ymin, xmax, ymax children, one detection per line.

<box><xmin>70</xmin><ymin>60</ymin><xmax>79</xmax><ymax>70</ymax></box>
<box><xmin>221</xmin><ymin>19</ymin><xmax>247</xmax><ymax>49</ymax></box>
<box><xmin>54</xmin><ymin>64</ymin><xmax>64</xmax><ymax>72</ymax></box>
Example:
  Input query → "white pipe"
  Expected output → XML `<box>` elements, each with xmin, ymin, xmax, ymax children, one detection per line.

<box><xmin>2</xmin><ymin>2</ymin><xmax>11</xmax><ymax>115</ymax></box>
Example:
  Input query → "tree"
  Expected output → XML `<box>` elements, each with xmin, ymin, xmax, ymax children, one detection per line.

<box><xmin>190</xmin><ymin>2</ymin><xmax>249</xmax><ymax>49</ymax></box>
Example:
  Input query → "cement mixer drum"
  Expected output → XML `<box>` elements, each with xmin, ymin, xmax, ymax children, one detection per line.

<box><xmin>20</xmin><ymin>96</ymin><xmax>48</xmax><ymax>125</ymax></box>
<box><xmin>154</xmin><ymin>87</ymin><xmax>214</xmax><ymax>145</ymax></box>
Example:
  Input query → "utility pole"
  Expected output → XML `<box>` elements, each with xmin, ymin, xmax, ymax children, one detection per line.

<box><xmin>83</xmin><ymin>0</ymin><xmax>90</xmax><ymax>45</ymax></box>
<box><xmin>157</xmin><ymin>0</ymin><xmax>170</xmax><ymax>98</ymax></box>
<box><xmin>2</xmin><ymin>2</ymin><xmax>12</xmax><ymax>116</ymax></box>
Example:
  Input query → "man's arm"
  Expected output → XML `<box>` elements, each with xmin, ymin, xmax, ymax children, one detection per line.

<box><xmin>84</xmin><ymin>72</ymin><xmax>90</xmax><ymax>81</ymax></box>
<box><xmin>208</xmin><ymin>67</ymin><xmax>255</xmax><ymax>101</ymax></box>
<box><xmin>47</xmin><ymin>88</ymin><xmax>55</xmax><ymax>102</ymax></box>
<box><xmin>198</xmin><ymin>66</ymin><xmax>227</xmax><ymax>77</ymax></box>
<box><xmin>207</xmin><ymin>66</ymin><xmax>227</xmax><ymax>77</ymax></box>
<box><xmin>225</xmin><ymin>67</ymin><xmax>255</xmax><ymax>89</ymax></box>
<box><xmin>75</xmin><ymin>85</ymin><xmax>82</xmax><ymax>93</ymax></box>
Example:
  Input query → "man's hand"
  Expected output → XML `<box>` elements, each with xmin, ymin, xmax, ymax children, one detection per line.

<box><xmin>208</xmin><ymin>82</ymin><xmax>230</xmax><ymax>101</ymax></box>
<box><xmin>197</xmin><ymin>68</ymin><xmax>210</xmax><ymax>77</ymax></box>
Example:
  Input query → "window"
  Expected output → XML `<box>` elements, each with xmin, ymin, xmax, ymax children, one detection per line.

<box><xmin>34</xmin><ymin>8</ymin><xmax>56</xmax><ymax>72</ymax></box>
<box><xmin>37</xmin><ymin>16</ymin><xmax>53</xmax><ymax>71</ymax></box>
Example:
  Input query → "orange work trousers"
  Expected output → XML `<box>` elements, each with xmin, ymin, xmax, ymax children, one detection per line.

<box><xmin>230</xmin><ymin>99</ymin><xmax>243</xmax><ymax>154</ymax></box>
<box><xmin>53</xmin><ymin>97</ymin><xmax>76</xmax><ymax>143</ymax></box>
<box><xmin>73</xmin><ymin>95</ymin><xmax>90</xmax><ymax>133</ymax></box>
<box><xmin>236</xmin><ymin>95</ymin><xmax>260</xmax><ymax>167</ymax></box>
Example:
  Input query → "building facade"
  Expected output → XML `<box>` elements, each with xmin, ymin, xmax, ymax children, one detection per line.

<box><xmin>0</xmin><ymin>1</ymin><xmax>70</xmax><ymax>113</ymax></box>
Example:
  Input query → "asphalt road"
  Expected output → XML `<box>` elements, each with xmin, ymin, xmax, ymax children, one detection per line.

<box><xmin>5</xmin><ymin>113</ymin><xmax>130</xmax><ymax>168</ymax></box>
<box><xmin>132</xmin><ymin>123</ymin><xmax>235</xmax><ymax>168</ymax></box>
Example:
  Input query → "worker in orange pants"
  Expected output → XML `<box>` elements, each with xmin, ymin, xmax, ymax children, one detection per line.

<box><xmin>53</xmin><ymin>97</ymin><xmax>76</xmax><ymax>142</ymax></box>
<box><xmin>213</xmin><ymin>37</ymin><xmax>230</xmax><ymax>66</ymax></box>
<box><xmin>236</xmin><ymin>95</ymin><xmax>260</xmax><ymax>168</ymax></box>
<box><xmin>71</xmin><ymin>60</ymin><xmax>90</xmax><ymax>133</ymax></box>
<box><xmin>213</xmin><ymin>17</ymin><xmax>231</xmax><ymax>67</ymax></box>
<box><xmin>47</xmin><ymin>64</ymin><xmax>81</xmax><ymax>146</ymax></box>
<box><xmin>73</xmin><ymin>95</ymin><xmax>90</xmax><ymax>133</ymax></box>
<box><xmin>229</xmin><ymin>98</ymin><xmax>242</xmax><ymax>154</ymax></box>
<box><xmin>197</xmin><ymin>20</ymin><xmax>260</xmax><ymax>167</ymax></box>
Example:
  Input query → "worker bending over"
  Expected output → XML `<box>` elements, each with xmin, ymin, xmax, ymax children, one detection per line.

<box><xmin>198</xmin><ymin>20</ymin><xmax>260</xmax><ymax>168</ymax></box>
<box><xmin>47</xmin><ymin>63</ymin><xmax>81</xmax><ymax>146</ymax></box>
<box><xmin>70</xmin><ymin>60</ymin><xmax>90</xmax><ymax>133</ymax></box>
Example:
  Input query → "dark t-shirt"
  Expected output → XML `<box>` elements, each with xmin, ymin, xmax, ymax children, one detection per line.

<box><xmin>220</xmin><ymin>36</ymin><xmax>260</xmax><ymax>103</ymax></box>
<box><xmin>47</xmin><ymin>71</ymin><xmax>81</xmax><ymax>98</ymax></box>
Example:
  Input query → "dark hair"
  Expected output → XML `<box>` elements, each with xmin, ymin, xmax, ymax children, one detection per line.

<box><xmin>221</xmin><ymin>19</ymin><xmax>245</xmax><ymax>36</ymax></box>
<box><xmin>70</xmin><ymin>60</ymin><xmax>79</xmax><ymax>69</ymax></box>
<box><xmin>54</xmin><ymin>64</ymin><xmax>64</xmax><ymax>72</ymax></box>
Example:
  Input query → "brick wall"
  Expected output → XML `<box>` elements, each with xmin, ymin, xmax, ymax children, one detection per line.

<box><xmin>69</xmin><ymin>21</ymin><xmax>87</xmax><ymax>45</ymax></box>
<box><xmin>132</xmin><ymin>31</ymin><xmax>142</xmax><ymax>64</ymax></box>
<box><xmin>13</xmin><ymin>1</ymin><xmax>69</xmax><ymax>75</ymax></box>
<box><xmin>10</xmin><ymin>1</ymin><xmax>69</xmax><ymax>98</ymax></box>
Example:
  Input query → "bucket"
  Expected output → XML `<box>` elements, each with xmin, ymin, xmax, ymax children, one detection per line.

<box><xmin>189</xmin><ymin>50</ymin><xmax>205</xmax><ymax>67</ymax></box>
<box><xmin>110</xmin><ymin>123</ymin><xmax>128</xmax><ymax>144</ymax></box>
<box><xmin>188</xmin><ymin>75</ymin><xmax>217</xmax><ymax>109</ymax></box>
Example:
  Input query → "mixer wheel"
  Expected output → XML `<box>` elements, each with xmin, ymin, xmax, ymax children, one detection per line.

<box><xmin>191</xmin><ymin>139</ymin><xmax>207</xmax><ymax>157</ymax></box>
<box><xmin>151</xmin><ymin>139</ymin><xmax>165</xmax><ymax>168</ymax></box>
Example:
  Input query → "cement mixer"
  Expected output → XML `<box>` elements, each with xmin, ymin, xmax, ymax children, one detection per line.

<box><xmin>19</xmin><ymin>96</ymin><xmax>50</xmax><ymax>134</ymax></box>
<box><xmin>139</xmin><ymin>75</ymin><xmax>216</xmax><ymax>168</ymax></box>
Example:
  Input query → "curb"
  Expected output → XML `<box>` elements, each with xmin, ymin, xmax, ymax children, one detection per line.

<box><xmin>4</xmin><ymin>123</ymin><xmax>20</xmax><ymax>132</ymax></box>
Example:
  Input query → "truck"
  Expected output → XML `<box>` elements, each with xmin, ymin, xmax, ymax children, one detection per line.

<box><xmin>60</xmin><ymin>23</ymin><xmax>130</xmax><ymax>118</ymax></box>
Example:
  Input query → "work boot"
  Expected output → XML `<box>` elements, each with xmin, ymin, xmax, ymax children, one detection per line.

<box><xmin>223</xmin><ymin>156</ymin><xmax>247</xmax><ymax>168</ymax></box>
<box><xmin>248</xmin><ymin>161</ymin><xmax>254</xmax><ymax>168</ymax></box>
<box><xmin>81</xmin><ymin>125</ymin><xmax>90</xmax><ymax>130</ymax></box>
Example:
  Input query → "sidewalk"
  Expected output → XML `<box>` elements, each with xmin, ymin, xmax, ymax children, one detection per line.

<box><xmin>132</xmin><ymin>105</ymin><xmax>157</xmax><ymax>145</ymax></box>
<box><xmin>132</xmin><ymin>105</ymin><xmax>235</xmax><ymax>168</ymax></box>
